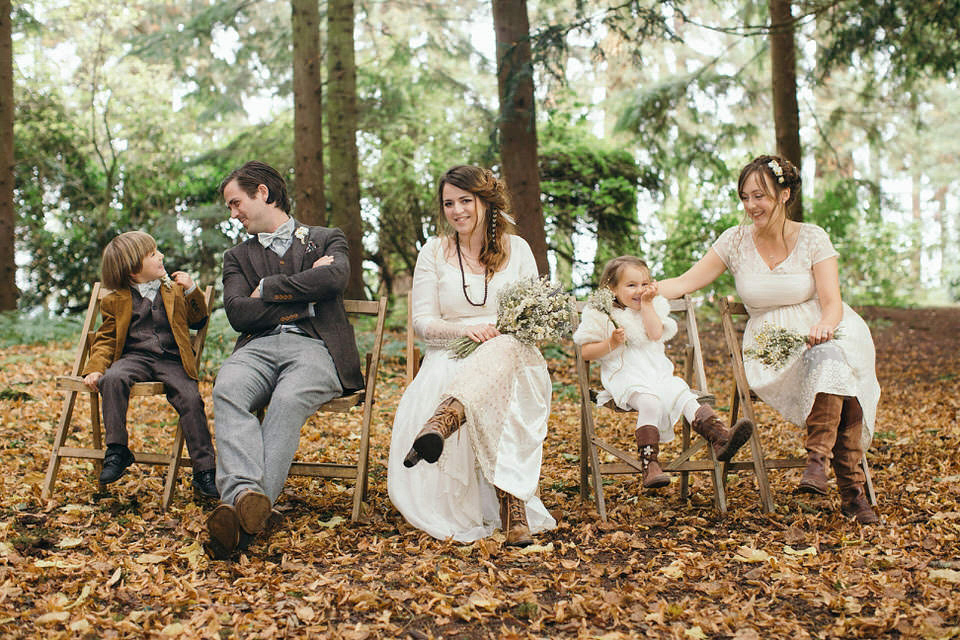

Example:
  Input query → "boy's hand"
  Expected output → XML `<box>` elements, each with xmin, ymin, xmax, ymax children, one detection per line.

<box><xmin>313</xmin><ymin>255</ymin><xmax>334</xmax><ymax>268</ymax></box>
<box><xmin>170</xmin><ymin>271</ymin><xmax>195</xmax><ymax>290</ymax></box>
<box><xmin>83</xmin><ymin>372</ymin><xmax>103</xmax><ymax>392</ymax></box>
<box><xmin>640</xmin><ymin>281</ymin><xmax>658</xmax><ymax>302</ymax></box>
<box><xmin>609</xmin><ymin>327</ymin><xmax>627</xmax><ymax>349</ymax></box>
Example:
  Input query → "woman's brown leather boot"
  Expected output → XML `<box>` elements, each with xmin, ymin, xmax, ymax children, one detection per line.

<box><xmin>635</xmin><ymin>425</ymin><xmax>670</xmax><ymax>489</ymax></box>
<box><xmin>496</xmin><ymin>488</ymin><xmax>534</xmax><ymax>547</ymax></box>
<box><xmin>832</xmin><ymin>397</ymin><xmax>878</xmax><ymax>524</ymax></box>
<box><xmin>403</xmin><ymin>397</ymin><xmax>466</xmax><ymax>467</ymax></box>
<box><xmin>798</xmin><ymin>393</ymin><xmax>842</xmax><ymax>495</ymax></box>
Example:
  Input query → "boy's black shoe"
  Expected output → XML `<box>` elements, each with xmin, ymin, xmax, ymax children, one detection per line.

<box><xmin>192</xmin><ymin>469</ymin><xmax>220</xmax><ymax>499</ymax></box>
<box><xmin>99</xmin><ymin>444</ymin><xmax>134</xmax><ymax>484</ymax></box>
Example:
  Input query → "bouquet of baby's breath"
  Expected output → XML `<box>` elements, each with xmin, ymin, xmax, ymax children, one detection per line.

<box><xmin>586</xmin><ymin>287</ymin><xmax>620</xmax><ymax>329</ymax></box>
<box><xmin>744</xmin><ymin>322</ymin><xmax>842</xmax><ymax>369</ymax></box>
<box><xmin>449</xmin><ymin>276</ymin><xmax>574</xmax><ymax>359</ymax></box>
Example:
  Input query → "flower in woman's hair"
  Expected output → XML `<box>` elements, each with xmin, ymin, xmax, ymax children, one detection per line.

<box><xmin>744</xmin><ymin>322</ymin><xmax>842</xmax><ymax>369</ymax></box>
<box><xmin>767</xmin><ymin>160</ymin><xmax>785</xmax><ymax>184</ymax></box>
<box><xmin>294</xmin><ymin>225</ymin><xmax>318</xmax><ymax>253</ymax></box>
<box><xmin>448</xmin><ymin>276</ymin><xmax>573</xmax><ymax>359</ymax></box>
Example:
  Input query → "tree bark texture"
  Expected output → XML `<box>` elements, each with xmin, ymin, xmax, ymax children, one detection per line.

<box><xmin>327</xmin><ymin>0</ymin><xmax>365</xmax><ymax>298</ymax></box>
<box><xmin>769</xmin><ymin>0</ymin><xmax>803</xmax><ymax>220</ymax></box>
<box><xmin>492</xmin><ymin>0</ymin><xmax>549</xmax><ymax>275</ymax></box>
<box><xmin>0</xmin><ymin>0</ymin><xmax>17</xmax><ymax>309</ymax></box>
<box><xmin>292</xmin><ymin>0</ymin><xmax>326</xmax><ymax>227</ymax></box>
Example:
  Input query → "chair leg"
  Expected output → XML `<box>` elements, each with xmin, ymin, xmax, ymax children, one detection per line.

<box><xmin>162</xmin><ymin>422</ymin><xmax>186</xmax><ymax>512</ymax></box>
<box><xmin>746</xmin><ymin>426</ymin><xmax>775</xmax><ymax>513</ymax></box>
<box><xmin>579</xmin><ymin>405</ymin><xmax>590</xmax><ymax>502</ymax></box>
<box><xmin>680</xmin><ymin>418</ymin><xmax>691</xmax><ymax>501</ymax></box>
<box><xmin>41</xmin><ymin>391</ymin><xmax>80</xmax><ymax>500</ymax></box>
<box><xmin>861</xmin><ymin>456</ymin><xmax>877</xmax><ymax>507</ymax></box>
<box><xmin>90</xmin><ymin>392</ymin><xmax>103</xmax><ymax>478</ymax></box>
<box><xmin>352</xmin><ymin>406</ymin><xmax>373</xmax><ymax>523</ymax></box>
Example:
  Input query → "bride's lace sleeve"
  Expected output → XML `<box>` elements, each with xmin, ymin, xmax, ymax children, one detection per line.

<box><xmin>411</xmin><ymin>239</ymin><xmax>470</xmax><ymax>346</ymax></box>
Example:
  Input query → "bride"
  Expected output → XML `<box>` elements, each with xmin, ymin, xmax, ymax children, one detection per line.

<box><xmin>387</xmin><ymin>165</ymin><xmax>556</xmax><ymax>546</ymax></box>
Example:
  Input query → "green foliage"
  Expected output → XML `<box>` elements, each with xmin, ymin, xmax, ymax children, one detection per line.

<box><xmin>540</xmin><ymin>115</ymin><xmax>649</xmax><ymax>291</ymax></box>
<box><xmin>816</xmin><ymin>1</ymin><xmax>960</xmax><ymax>86</ymax></box>
<box><xmin>806</xmin><ymin>179</ymin><xmax>910</xmax><ymax>306</ymax></box>
<box><xmin>0</xmin><ymin>310</ymin><xmax>82</xmax><ymax>347</ymax></box>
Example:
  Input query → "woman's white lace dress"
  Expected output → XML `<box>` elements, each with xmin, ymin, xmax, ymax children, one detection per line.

<box><xmin>712</xmin><ymin>223</ymin><xmax>881</xmax><ymax>449</ymax></box>
<box><xmin>387</xmin><ymin>235</ymin><xmax>556</xmax><ymax>542</ymax></box>
<box><xmin>572</xmin><ymin>296</ymin><xmax>699</xmax><ymax>442</ymax></box>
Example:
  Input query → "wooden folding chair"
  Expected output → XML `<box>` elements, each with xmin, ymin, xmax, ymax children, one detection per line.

<box><xmin>572</xmin><ymin>295</ymin><xmax>730</xmax><ymax>521</ymax></box>
<box><xmin>718</xmin><ymin>296</ymin><xmax>877</xmax><ymax>513</ymax></box>
<box><xmin>41</xmin><ymin>282</ymin><xmax>216</xmax><ymax>511</ymax></box>
<box><xmin>283</xmin><ymin>297</ymin><xmax>388</xmax><ymax>523</ymax></box>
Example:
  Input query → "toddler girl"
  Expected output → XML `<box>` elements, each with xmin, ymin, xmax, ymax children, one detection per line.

<box><xmin>573</xmin><ymin>255</ymin><xmax>753</xmax><ymax>489</ymax></box>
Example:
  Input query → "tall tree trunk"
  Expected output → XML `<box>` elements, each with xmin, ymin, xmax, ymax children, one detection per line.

<box><xmin>493</xmin><ymin>0</ymin><xmax>549</xmax><ymax>276</ymax></box>
<box><xmin>769</xmin><ymin>0</ymin><xmax>803</xmax><ymax>221</ymax></box>
<box><xmin>292</xmin><ymin>0</ymin><xmax>326</xmax><ymax>226</ymax></box>
<box><xmin>327</xmin><ymin>0</ymin><xmax>365</xmax><ymax>299</ymax></box>
<box><xmin>0</xmin><ymin>0</ymin><xmax>16</xmax><ymax>310</ymax></box>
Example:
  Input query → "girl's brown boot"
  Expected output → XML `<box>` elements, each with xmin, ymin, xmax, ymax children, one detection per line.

<box><xmin>635</xmin><ymin>425</ymin><xmax>670</xmax><ymax>489</ymax></box>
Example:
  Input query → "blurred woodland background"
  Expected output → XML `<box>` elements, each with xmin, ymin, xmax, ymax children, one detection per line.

<box><xmin>1</xmin><ymin>0</ymin><xmax>959</xmax><ymax>315</ymax></box>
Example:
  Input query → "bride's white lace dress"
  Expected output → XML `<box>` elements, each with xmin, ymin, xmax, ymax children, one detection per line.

<box><xmin>387</xmin><ymin>235</ymin><xmax>556</xmax><ymax>542</ymax></box>
<box><xmin>713</xmin><ymin>223</ymin><xmax>881</xmax><ymax>449</ymax></box>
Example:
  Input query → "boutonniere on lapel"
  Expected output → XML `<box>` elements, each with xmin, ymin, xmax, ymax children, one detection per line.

<box><xmin>294</xmin><ymin>226</ymin><xmax>318</xmax><ymax>254</ymax></box>
<box><xmin>161</xmin><ymin>274</ymin><xmax>174</xmax><ymax>290</ymax></box>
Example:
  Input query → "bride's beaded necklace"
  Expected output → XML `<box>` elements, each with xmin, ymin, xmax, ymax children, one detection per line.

<box><xmin>455</xmin><ymin>232</ymin><xmax>489</xmax><ymax>307</ymax></box>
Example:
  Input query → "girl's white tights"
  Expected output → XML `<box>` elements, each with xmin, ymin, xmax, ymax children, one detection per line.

<box><xmin>627</xmin><ymin>392</ymin><xmax>703</xmax><ymax>432</ymax></box>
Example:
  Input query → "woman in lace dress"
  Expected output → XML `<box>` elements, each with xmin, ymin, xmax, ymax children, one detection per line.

<box><xmin>387</xmin><ymin>165</ymin><xmax>556</xmax><ymax>546</ymax></box>
<box><xmin>658</xmin><ymin>155</ymin><xmax>880</xmax><ymax>524</ymax></box>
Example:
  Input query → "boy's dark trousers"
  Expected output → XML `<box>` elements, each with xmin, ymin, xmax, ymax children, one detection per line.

<box><xmin>99</xmin><ymin>352</ymin><xmax>215</xmax><ymax>472</ymax></box>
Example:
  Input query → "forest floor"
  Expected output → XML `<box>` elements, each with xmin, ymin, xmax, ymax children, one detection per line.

<box><xmin>0</xmin><ymin>305</ymin><xmax>958</xmax><ymax>639</ymax></box>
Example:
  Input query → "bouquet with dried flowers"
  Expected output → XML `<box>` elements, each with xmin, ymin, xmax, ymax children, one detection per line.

<box><xmin>585</xmin><ymin>287</ymin><xmax>621</xmax><ymax>329</ymax></box>
<box><xmin>744</xmin><ymin>322</ymin><xmax>842</xmax><ymax>369</ymax></box>
<box><xmin>449</xmin><ymin>276</ymin><xmax>573</xmax><ymax>359</ymax></box>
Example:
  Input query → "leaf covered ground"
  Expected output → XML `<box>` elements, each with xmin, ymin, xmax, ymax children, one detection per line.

<box><xmin>0</xmin><ymin>306</ymin><xmax>958</xmax><ymax>639</ymax></box>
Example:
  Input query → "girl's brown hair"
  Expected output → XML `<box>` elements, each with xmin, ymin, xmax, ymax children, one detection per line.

<box><xmin>437</xmin><ymin>165</ymin><xmax>515</xmax><ymax>275</ymax></box>
<box><xmin>100</xmin><ymin>231</ymin><xmax>157</xmax><ymax>291</ymax></box>
<box><xmin>598</xmin><ymin>255</ymin><xmax>652</xmax><ymax>308</ymax></box>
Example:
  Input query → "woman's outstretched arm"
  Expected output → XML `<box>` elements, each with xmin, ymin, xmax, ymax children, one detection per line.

<box><xmin>656</xmin><ymin>249</ymin><xmax>728</xmax><ymax>299</ymax></box>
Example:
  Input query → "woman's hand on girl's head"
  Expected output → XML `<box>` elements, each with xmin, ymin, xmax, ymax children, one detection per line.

<box><xmin>465</xmin><ymin>323</ymin><xmax>500</xmax><ymax>343</ymax></box>
<box><xmin>807</xmin><ymin>322</ymin><xmax>836</xmax><ymax>346</ymax></box>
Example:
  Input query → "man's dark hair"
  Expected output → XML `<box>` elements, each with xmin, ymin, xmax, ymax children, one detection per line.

<box><xmin>219</xmin><ymin>161</ymin><xmax>291</xmax><ymax>214</ymax></box>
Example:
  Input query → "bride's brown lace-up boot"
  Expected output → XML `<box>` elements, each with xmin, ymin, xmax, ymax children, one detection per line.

<box><xmin>496</xmin><ymin>488</ymin><xmax>534</xmax><ymax>547</ymax></box>
<box><xmin>403</xmin><ymin>397</ymin><xmax>466</xmax><ymax>467</ymax></box>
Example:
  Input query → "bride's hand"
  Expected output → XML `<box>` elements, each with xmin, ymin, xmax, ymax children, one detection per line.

<box><xmin>464</xmin><ymin>324</ymin><xmax>499</xmax><ymax>343</ymax></box>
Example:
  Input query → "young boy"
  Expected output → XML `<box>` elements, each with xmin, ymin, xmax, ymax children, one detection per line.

<box><xmin>82</xmin><ymin>231</ymin><xmax>218</xmax><ymax>498</ymax></box>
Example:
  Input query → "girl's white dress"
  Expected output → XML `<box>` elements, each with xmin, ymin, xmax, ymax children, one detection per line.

<box><xmin>387</xmin><ymin>235</ymin><xmax>556</xmax><ymax>542</ymax></box>
<box><xmin>712</xmin><ymin>223</ymin><xmax>881</xmax><ymax>448</ymax></box>
<box><xmin>572</xmin><ymin>296</ymin><xmax>697</xmax><ymax>442</ymax></box>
